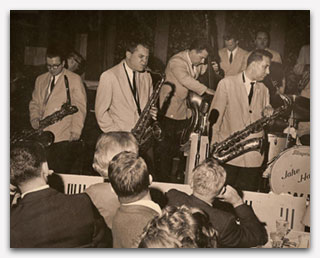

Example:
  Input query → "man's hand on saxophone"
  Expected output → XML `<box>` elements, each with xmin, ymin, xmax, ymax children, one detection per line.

<box><xmin>262</xmin><ymin>105</ymin><xmax>274</xmax><ymax>117</ymax></box>
<box><xmin>149</xmin><ymin>105</ymin><xmax>158</xmax><ymax>120</ymax></box>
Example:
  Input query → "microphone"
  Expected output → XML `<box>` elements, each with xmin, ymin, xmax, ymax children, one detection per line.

<box><xmin>209</xmin><ymin>109</ymin><xmax>219</xmax><ymax>125</ymax></box>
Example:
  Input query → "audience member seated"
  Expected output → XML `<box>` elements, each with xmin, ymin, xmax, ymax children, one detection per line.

<box><xmin>85</xmin><ymin>132</ymin><xmax>138</xmax><ymax>228</ymax></box>
<box><xmin>166</xmin><ymin>158</ymin><xmax>268</xmax><ymax>248</ymax></box>
<box><xmin>138</xmin><ymin>205</ymin><xmax>218</xmax><ymax>248</ymax></box>
<box><xmin>109</xmin><ymin>151</ymin><xmax>161</xmax><ymax>248</ymax></box>
<box><xmin>10</xmin><ymin>141</ymin><xmax>111</xmax><ymax>248</ymax></box>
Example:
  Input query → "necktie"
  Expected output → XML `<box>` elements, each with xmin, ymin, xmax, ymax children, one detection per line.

<box><xmin>50</xmin><ymin>76</ymin><xmax>55</xmax><ymax>93</ymax></box>
<box><xmin>248</xmin><ymin>82</ymin><xmax>255</xmax><ymax>105</ymax></box>
<box><xmin>229</xmin><ymin>51</ymin><xmax>233</xmax><ymax>64</ymax></box>
<box><xmin>132</xmin><ymin>71</ymin><xmax>137</xmax><ymax>99</ymax></box>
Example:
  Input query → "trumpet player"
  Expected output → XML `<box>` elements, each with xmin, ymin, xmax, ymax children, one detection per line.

<box><xmin>209</xmin><ymin>49</ymin><xmax>274</xmax><ymax>192</ymax></box>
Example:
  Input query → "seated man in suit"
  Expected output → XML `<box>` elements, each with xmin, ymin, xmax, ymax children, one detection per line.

<box><xmin>10</xmin><ymin>141</ymin><xmax>111</xmax><ymax>248</ymax></box>
<box><xmin>166</xmin><ymin>159</ymin><xmax>268</xmax><ymax>248</ymax></box>
<box><xmin>218</xmin><ymin>30</ymin><xmax>248</xmax><ymax>77</ymax></box>
<box><xmin>85</xmin><ymin>131</ymin><xmax>139</xmax><ymax>229</ymax></box>
<box><xmin>109</xmin><ymin>151</ymin><xmax>161</xmax><ymax>248</ymax></box>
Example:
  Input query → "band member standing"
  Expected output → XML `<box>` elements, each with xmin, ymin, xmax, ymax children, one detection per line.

<box><xmin>95</xmin><ymin>40</ymin><xmax>157</xmax><ymax>174</ymax></box>
<box><xmin>95</xmin><ymin>40</ymin><xmax>157</xmax><ymax>133</ymax></box>
<box><xmin>158</xmin><ymin>39</ymin><xmax>215</xmax><ymax>182</ymax></box>
<box><xmin>29</xmin><ymin>47</ymin><xmax>87</xmax><ymax>173</ymax></box>
<box><xmin>209</xmin><ymin>49</ymin><xmax>274</xmax><ymax>192</ymax></box>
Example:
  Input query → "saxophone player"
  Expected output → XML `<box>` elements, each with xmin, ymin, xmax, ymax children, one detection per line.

<box><xmin>29</xmin><ymin>47</ymin><xmax>87</xmax><ymax>173</ymax></box>
<box><xmin>95</xmin><ymin>40</ymin><xmax>157</xmax><ymax>133</ymax></box>
<box><xmin>95</xmin><ymin>40</ymin><xmax>157</xmax><ymax>174</ymax></box>
<box><xmin>209</xmin><ymin>49</ymin><xmax>274</xmax><ymax>192</ymax></box>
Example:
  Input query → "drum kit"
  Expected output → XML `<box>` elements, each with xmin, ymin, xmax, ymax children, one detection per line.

<box><xmin>264</xmin><ymin>94</ymin><xmax>310</xmax><ymax>196</ymax></box>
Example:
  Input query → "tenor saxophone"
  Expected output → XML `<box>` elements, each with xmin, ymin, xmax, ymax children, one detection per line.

<box><xmin>211</xmin><ymin>94</ymin><xmax>292</xmax><ymax>163</ymax></box>
<box><xmin>131</xmin><ymin>69</ymin><xmax>166</xmax><ymax>151</ymax></box>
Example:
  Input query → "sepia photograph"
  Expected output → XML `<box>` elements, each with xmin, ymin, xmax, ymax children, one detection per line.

<box><xmin>7</xmin><ymin>2</ymin><xmax>314</xmax><ymax>253</ymax></box>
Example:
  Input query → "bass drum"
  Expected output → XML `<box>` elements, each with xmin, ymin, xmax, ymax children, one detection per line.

<box><xmin>269</xmin><ymin>146</ymin><xmax>310</xmax><ymax>196</ymax></box>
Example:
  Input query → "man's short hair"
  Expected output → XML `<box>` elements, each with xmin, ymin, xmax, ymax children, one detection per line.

<box><xmin>126</xmin><ymin>39</ymin><xmax>150</xmax><ymax>53</ymax></box>
<box><xmin>92</xmin><ymin>132</ymin><xmax>138</xmax><ymax>177</ymax></box>
<box><xmin>247</xmin><ymin>49</ymin><xmax>273</xmax><ymax>67</ymax></box>
<box><xmin>108</xmin><ymin>151</ymin><xmax>149</xmax><ymax>198</ymax></box>
<box><xmin>255</xmin><ymin>29</ymin><xmax>270</xmax><ymax>41</ymax></box>
<box><xmin>192</xmin><ymin>159</ymin><xmax>226</xmax><ymax>196</ymax></box>
<box><xmin>223</xmin><ymin>30</ymin><xmax>239</xmax><ymax>41</ymax></box>
<box><xmin>139</xmin><ymin>205</ymin><xmax>218</xmax><ymax>248</ymax></box>
<box><xmin>189</xmin><ymin>38</ymin><xmax>212</xmax><ymax>54</ymax></box>
<box><xmin>46</xmin><ymin>47</ymin><xmax>65</xmax><ymax>61</ymax></box>
<box><xmin>10</xmin><ymin>141</ymin><xmax>47</xmax><ymax>186</ymax></box>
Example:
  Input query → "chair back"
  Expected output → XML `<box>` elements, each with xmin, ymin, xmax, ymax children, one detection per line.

<box><xmin>57</xmin><ymin>173</ymin><xmax>104</xmax><ymax>194</ymax></box>
<box><xmin>243</xmin><ymin>191</ymin><xmax>307</xmax><ymax>232</ymax></box>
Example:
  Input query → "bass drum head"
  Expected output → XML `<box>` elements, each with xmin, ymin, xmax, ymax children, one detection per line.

<box><xmin>269</xmin><ymin>145</ymin><xmax>310</xmax><ymax>196</ymax></box>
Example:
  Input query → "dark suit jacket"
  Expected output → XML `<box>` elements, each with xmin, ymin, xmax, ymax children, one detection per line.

<box><xmin>10</xmin><ymin>187</ymin><xmax>111</xmax><ymax>248</ymax></box>
<box><xmin>166</xmin><ymin>189</ymin><xmax>268</xmax><ymax>248</ymax></box>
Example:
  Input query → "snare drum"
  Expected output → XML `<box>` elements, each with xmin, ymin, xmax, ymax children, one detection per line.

<box><xmin>268</xmin><ymin>133</ymin><xmax>290</xmax><ymax>162</ymax></box>
<box><xmin>269</xmin><ymin>146</ymin><xmax>310</xmax><ymax>196</ymax></box>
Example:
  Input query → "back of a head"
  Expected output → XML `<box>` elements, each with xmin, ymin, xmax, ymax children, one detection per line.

<box><xmin>189</xmin><ymin>38</ymin><xmax>212</xmax><ymax>55</ymax></box>
<box><xmin>108</xmin><ymin>151</ymin><xmax>149</xmax><ymax>198</ymax></box>
<box><xmin>139</xmin><ymin>205</ymin><xmax>218</xmax><ymax>248</ymax></box>
<box><xmin>92</xmin><ymin>132</ymin><xmax>138</xmax><ymax>178</ymax></box>
<box><xmin>247</xmin><ymin>49</ymin><xmax>273</xmax><ymax>67</ymax></box>
<box><xmin>192</xmin><ymin>158</ymin><xmax>226</xmax><ymax>197</ymax></box>
<box><xmin>10</xmin><ymin>141</ymin><xmax>47</xmax><ymax>186</ymax></box>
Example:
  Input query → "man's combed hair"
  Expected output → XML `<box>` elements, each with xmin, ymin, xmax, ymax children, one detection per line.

<box><xmin>192</xmin><ymin>158</ymin><xmax>226</xmax><ymax>196</ymax></box>
<box><xmin>247</xmin><ymin>49</ymin><xmax>273</xmax><ymax>67</ymax></box>
<box><xmin>189</xmin><ymin>38</ymin><xmax>212</xmax><ymax>54</ymax></box>
<box><xmin>46</xmin><ymin>47</ymin><xmax>65</xmax><ymax>61</ymax></box>
<box><xmin>108</xmin><ymin>151</ymin><xmax>149</xmax><ymax>198</ymax></box>
<box><xmin>10</xmin><ymin>141</ymin><xmax>47</xmax><ymax>186</ymax></box>
<box><xmin>138</xmin><ymin>205</ymin><xmax>218</xmax><ymax>248</ymax></box>
<box><xmin>92</xmin><ymin>132</ymin><xmax>138</xmax><ymax>177</ymax></box>
<box><xmin>223</xmin><ymin>29</ymin><xmax>239</xmax><ymax>41</ymax></box>
<box><xmin>125</xmin><ymin>39</ymin><xmax>150</xmax><ymax>53</ymax></box>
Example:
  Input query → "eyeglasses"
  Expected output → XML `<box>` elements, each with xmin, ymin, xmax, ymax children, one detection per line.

<box><xmin>47</xmin><ymin>63</ymin><xmax>62</xmax><ymax>69</ymax></box>
<box><xmin>218</xmin><ymin>185</ymin><xmax>227</xmax><ymax>196</ymax></box>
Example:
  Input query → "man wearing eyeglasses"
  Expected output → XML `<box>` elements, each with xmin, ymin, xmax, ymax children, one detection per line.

<box><xmin>29</xmin><ymin>47</ymin><xmax>87</xmax><ymax>172</ymax></box>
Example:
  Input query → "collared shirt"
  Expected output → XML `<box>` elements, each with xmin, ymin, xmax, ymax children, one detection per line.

<box><xmin>124</xmin><ymin>61</ymin><xmax>135</xmax><ymax>86</ymax></box>
<box><xmin>243</xmin><ymin>71</ymin><xmax>256</xmax><ymax>95</ymax></box>
<box><xmin>227</xmin><ymin>47</ymin><xmax>238</xmax><ymax>61</ymax></box>
<box><xmin>21</xmin><ymin>184</ymin><xmax>50</xmax><ymax>199</ymax></box>
<box><xmin>122</xmin><ymin>199</ymin><xmax>161</xmax><ymax>215</ymax></box>
<box><xmin>48</xmin><ymin>72</ymin><xmax>62</xmax><ymax>95</ymax></box>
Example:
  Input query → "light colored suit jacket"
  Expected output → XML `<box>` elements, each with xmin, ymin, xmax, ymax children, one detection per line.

<box><xmin>210</xmin><ymin>73</ymin><xmax>270</xmax><ymax>167</ymax></box>
<box><xmin>219</xmin><ymin>47</ymin><xmax>248</xmax><ymax>76</ymax></box>
<box><xmin>29</xmin><ymin>68</ymin><xmax>87</xmax><ymax>143</ymax></box>
<box><xmin>159</xmin><ymin>50</ymin><xmax>207</xmax><ymax>120</ymax></box>
<box><xmin>95</xmin><ymin>60</ymin><xmax>153</xmax><ymax>133</ymax></box>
